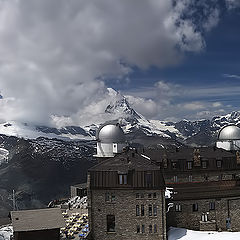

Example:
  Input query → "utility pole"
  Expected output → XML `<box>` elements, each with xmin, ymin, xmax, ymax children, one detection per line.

<box><xmin>12</xmin><ymin>190</ymin><xmax>16</xmax><ymax>211</ymax></box>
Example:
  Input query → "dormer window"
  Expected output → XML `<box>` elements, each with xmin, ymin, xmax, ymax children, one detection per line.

<box><xmin>145</xmin><ymin>173</ymin><xmax>153</xmax><ymax>187</ymax></box>
<box><xmin>187</xmin><ymin>161</ymin><xmax>193</xmax><ymax>169</ymax></box>
<box><xmin>202</xmin><ymin>161</ymin><xmax>207</xmax><ymax>169</ymax></box>
<box><xmin>217</xmin><ymin>160</ymin><xmax>222</xmax><ymax>168</ymax></box>
<box><xmin>173</xmin><ymin>175</ymin><xmax>178</xmax><ymax>183</ymax></box>
<box><xmin>119</xmin><ymin>174</ymin><xmax>127</xmax><ymax>185</ymax></box>
<box><xmin>172</xmin><ymin>162</ymin><xmax>177</xmax><ymax>170</ymax></box>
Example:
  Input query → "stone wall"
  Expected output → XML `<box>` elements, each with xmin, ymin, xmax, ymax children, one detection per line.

<box><xmin>89</xmin><ymin>189</ymin><xmax>166</xmax><ymax>240</ymax></box>
<box><xmin>167</xmin><ymin>197</ymin><xmax>240</xmax><ymax>231</ymax></box>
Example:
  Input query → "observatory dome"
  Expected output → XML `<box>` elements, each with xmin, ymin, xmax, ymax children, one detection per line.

<box><xmin>98</xmin><ymin>124</ymin><xmax>125</xmax><ymax>143</ymax></box>
<box><xmin>218</xmin><ymin>125</ymin><xmax>240</xmax><ymax>140</ymax></box>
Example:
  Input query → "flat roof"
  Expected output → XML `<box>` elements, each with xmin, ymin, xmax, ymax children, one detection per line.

<box><xmin>11</xmin><ymin>208</ymin><xmax>65</xmax><ymax>232</ymax></box>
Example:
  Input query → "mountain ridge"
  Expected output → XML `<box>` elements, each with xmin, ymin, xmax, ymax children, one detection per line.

<box><xmin>0</xmin><ymin>89</ymin><xmax>239</xmax><ymax>146</ymax></box>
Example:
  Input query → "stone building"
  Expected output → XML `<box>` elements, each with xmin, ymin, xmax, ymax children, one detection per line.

<box><xmin>144</xmin><ymin>143</ymin><xmax>240</xmax><ymax>231</ymax></box>
<box><xmin>70</xmin><ymin>182</ymin><xmax>87</xmax><ymax>198</ymax></box>
<box><xmin>87</xmin><ymin>149</ymin><xmax>166</xmax><ymax>240</ymax></box>
<box><xmin>88</xmin><ymin>123</ymin><xmax>240</xmax><ymax>238</ymax></box>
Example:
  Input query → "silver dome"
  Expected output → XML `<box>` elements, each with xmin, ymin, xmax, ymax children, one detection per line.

<box><xmin>218</xmin><ymin>125</ymin><xmax>240</xmax><ymax>140</ymax></box>
<box><xmin>97</xmin><ymin>124</ymin><xmax>125</xmax><ymax>143</ymax></box>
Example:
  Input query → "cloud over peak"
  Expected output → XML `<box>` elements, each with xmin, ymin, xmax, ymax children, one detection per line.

<box><xmin>0</xmin><ymin>0</ymin><xmax>230</xmax><ymax>126</ymax></box>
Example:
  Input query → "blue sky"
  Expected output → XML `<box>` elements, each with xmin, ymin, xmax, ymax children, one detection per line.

<box><xmin>0</xmin><ymin>0</ymin><xmax>239</xmax><ymax>126</ymax></box>
<box><xmin>107</xmin><ymin>5</ymin><xmax>240</xmax><ymax>121</ymax></box>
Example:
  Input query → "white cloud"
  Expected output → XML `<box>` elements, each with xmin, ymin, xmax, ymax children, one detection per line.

<box><xmin>212</xmin><ymin>102</ymin><xmax>222</xmax><ymax>107</ymax></box>
<box><xmin>125</xmin><ymin>95</ymin><xmax>158</xmax><ymax>119</ymax></box>
<box><xmin>0</xmin><ymin>0</ymin><xmax>226</xmax><ymax>126</ymax></box>
<box><xmin>203</xmin><ymin>8</ymin><xmax>220</xmax><ymax>32</ymax></box>
<box><xmin>123</xmin><ymin>80</ymin><xmax>239</xmax><ymax>121</ymax></box>
<box><xmin>225</xmin><ymin>0</ymin><xmax>240</xmax><ymax>9</ymax></box>
<box><xmin>223</xmin><ymin>74</ymin><xmax>240</xmax><ymax>79</ymax></box>
<box><xmin>183</xmin><ymin>102</ymin><xmax>205</xmax><ymax>111</ymax></box>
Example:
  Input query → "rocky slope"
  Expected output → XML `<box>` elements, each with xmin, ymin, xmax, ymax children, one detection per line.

<box><xmin>0</xmin><ymin>135</ymin><xmax>96</xmax><ymax>219</ymax></box>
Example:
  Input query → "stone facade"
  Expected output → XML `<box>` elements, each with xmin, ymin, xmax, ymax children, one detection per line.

<box><xmin>89</xmin><ymin>189</ymin><xmax>166</xmax><ymax>240</ymax></box>
<box><xmin>87</xmin><ymin>150</ymin><xmax>166</xmax><ymax>240</ymax></box>
<box><xmin>167</xmin><ymin>194</ymin><xmax>240</xmax><ymax>231</ymax></box>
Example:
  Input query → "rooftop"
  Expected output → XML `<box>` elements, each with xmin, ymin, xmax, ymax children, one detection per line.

<box><xmin>89</xmin><ymin>149</ymin><xmax>160</xmax><ymax>172</ymax></box>
<box><xmin>11</xmin><ymin>208</ymin><xmax>65</xmax><ymax>232</ymax></box>
<box><xmin>144</xmin><ymin>146</ymin><xmax>235</xmax><ymax>162</ymax></box>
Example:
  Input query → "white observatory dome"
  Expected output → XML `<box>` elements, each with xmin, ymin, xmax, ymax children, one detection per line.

<box><xmin>218</xmin><ymin>125</ymin><xmax>240</xmax><ymax>140</ymax></box>
<box><xmin>97</xmin><ymin>124</ymin><xmax>125</xmax><ymax>143</ymax></box>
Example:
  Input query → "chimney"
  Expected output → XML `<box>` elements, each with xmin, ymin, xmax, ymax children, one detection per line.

<box><xmin>236</xmin><ymin>151</ymin><xmax>240</xmax><ymax>165</ymax></box>
<box><xmin>193</xmin><ymin>149</ymin><xmax>201</xmax><ymax>167</ymax></box>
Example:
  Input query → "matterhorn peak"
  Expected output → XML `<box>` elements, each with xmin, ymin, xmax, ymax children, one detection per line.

<box><xmin>105</xmin><ymin>91</ymin><xmax>143</xmax><ymax>122</ymax></box>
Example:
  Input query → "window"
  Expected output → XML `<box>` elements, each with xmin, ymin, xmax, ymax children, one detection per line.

<box><xmin>209</xmin><ymin>202</ymin><xmax>215</xmax><ymax>210</ymax></box>
<box><xmin>226</xmin><ymin>218</ymin><xmax>231</xmax><ymax>229</ymax></box>
<box><xmin>142</xmin><ymin>224</ymin><xmax>145</xmax><ymax>233</ymax></box>
<box><xmin>119</xmin><ymin>174</ymin><xmax>127</xmax><ymax>184</ymax></box>
<box><xmin>136</xmin><ymin>205</ymin><xmax>140</xmax><ymax>216</ymax></box>
<box><xmin>105</xmin><ymin>192</ymin><xmax>110</xmax><ymax>202</ymax></box>
<box><xmin>217</xmin><ymin>160</ymin><xmax>222</xmax><ymax>168</ymax></box>
<box><xmin>141</xmin><ymin>204</ymin><xmax>144</xmax><ymax>216</ymax></box>
<box><xmin>172</xmin><ymin>162</ymin><xmax>177</xmax><ymax>169</ymax></box>
<box><xmin>173</xmin><ymin>175</ymin><xmax>178</xmax><ymax>182</ymax></box>
<box><xmin>141</xmin><ymin>193</ymin><xmax>144</xmax><ymax>198</ymax></box>
<box><xmin>107</xmin><ymin>215</ymin><xmax>115</xmax><ymax>232</ymax></box>
<box><xmin>192</xmin><ymin>203</ymin><xmax>198</xmax><ymax>212</ymax></box>
<box><xmin>189</xmin><ymin>175</ymin><xmax>193</xmax><ymax>182</ymax></box>
<box><xmin>123</xmin><ymin>174</ymin><xmax>127</xmax><ymax>184</ymax></box>
<box><xmin>187</xmin><ymin>161</ymin><xmax>193</xmax><ymax>169</ymax></box>
<box><xmin>148</xmin><ymin>193</ymin><xmax>152</xmax><ymax>198</ymax></box>
<box><xmin>153</xmin><ymin>192</ymin><xmax>157</xmax><ymax>198</ymax></box>
<box><xmin>153</xmin><ymin>205</ymin><xmax>157</xmax><ymax>216</ymax></box>
<box><xmin>119</xmin><ymin>174</ymin><xmax>123</xmax><ymax>184</ymax></box>
<box><xmin>148</xmin><ymin>204</ymin><xmax>152</xmax><ymax>216</ymax></box>
<box><xmin>136</xmin><ymin>225</ymin><xmax>140</xmax><ymax>233</ymax></box>
<box><xmin>175</xmin><ymin>204</ymin><xmax>182</xmax><ymax>212</ymax></box>
<box><xmin>146</xmin><ymin>173</ymin><xmax>153</xmax><ymax>186</ymax></box>
<box><xmin>149</xmin><ymin>224</ymin><xmax>152</xmax><ymax>233</ymax></box>
<box><xmin>111</xmin><ymin>194</ymin><xmax>115</xmax><ymax>202</ymax></box>
<box><xmin>105</xmin><ymin>192</ymin><xmax>115</xmax><ymax>202</ymax></box>
<box><xmin>202</xmin><ymin>161</ymin><xmax>207</xmax><ymax>169</ymax></box>
<box><xmin>136</xmin><ymin>193</ymin><xmax>140</xmax><ymax>199</ymax></box>
<box><xmin>154</xmin><ymin>224</ymin><xmax>157</xmax><ymax>233</ymax></box>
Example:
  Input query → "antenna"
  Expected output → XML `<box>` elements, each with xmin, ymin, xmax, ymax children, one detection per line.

<box><xmin>12</xmin><ymin>190</ymin><xmax>16</xmax><ymax>211</ymax></box>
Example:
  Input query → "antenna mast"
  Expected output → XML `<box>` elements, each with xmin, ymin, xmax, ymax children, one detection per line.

<box><xmin>12</xmin><ymin>190</ymin><xmax>16</xmax><ymax>211</ymax></box>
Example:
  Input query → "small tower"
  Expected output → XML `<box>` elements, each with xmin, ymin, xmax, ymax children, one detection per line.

<box><xmin>216</xmin><ymin>125</ymin><xmax>240</xmax><ymax>151</ymax></box>
<box><xmin>94</xmin><ymin>123</ymin><xmax>127</xmax><ymax>158</ymax></box>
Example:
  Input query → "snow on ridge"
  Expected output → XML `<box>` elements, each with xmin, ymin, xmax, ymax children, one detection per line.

<box><xmin>0</xmin><ymin>121</ymin><xmax>92</xmax><ymax>141</ymax></box>
<box><xmin>0</xmin><ymin>148</ymin><xmax>9</xmax><ymax>164</ymax></box>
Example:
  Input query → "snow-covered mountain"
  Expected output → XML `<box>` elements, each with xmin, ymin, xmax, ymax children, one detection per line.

<box><xmin>0</xmin><ymin>89</ymin><xmax>240</xmax><ymax>146</ymax></box>
<box><xmin>0</xmin><ymin>122</ymin><xmax>93</xmax><ymax>141</ymax></box>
